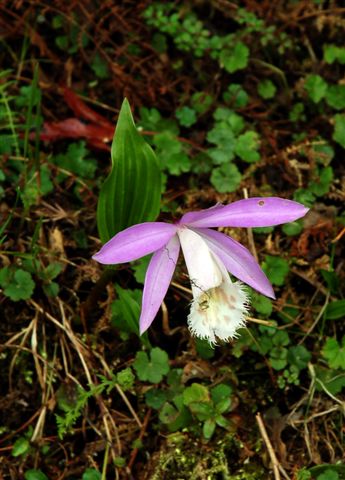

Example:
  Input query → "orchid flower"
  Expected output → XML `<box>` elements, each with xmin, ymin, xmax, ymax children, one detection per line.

<box><xmin>92</xmin><ymin>197</ymin><xmax>308</xmax><ymax>343</ymax></box>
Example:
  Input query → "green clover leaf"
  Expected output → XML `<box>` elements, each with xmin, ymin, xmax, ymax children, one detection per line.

<box><xmin>234</xmin><ymin>131</ymin><xmax>260</xmax><ymax>163</ymax></box>
<box><xmin>210</xmin><ymin>164</ymin><xmax>242</xmax><ymax>193</ymax></box>
<box><xmin>133</xmin><ymin>347</ymin><xmax>170</xmax><ymax>383</ymax></box>
<box><xmin>262</xmin><ymin>256</ymin><xmax>289</xmax><ymax>286</ymax></box>
<box><xmin>0</xmin><ymin>268</ymin><xmax>35</xmax><ymax>301</ymax></box>
<box><xmin>258</xmin><ymin>79</ymin><xmax>277</xmax><ymax>99</ymax></box>
<box><xmin>304</xmin><ymin>74</ymin><xmax>328</xmax><ymax>103</ymax></box>
<box><xmin>220</xmin><ymin>42</ymin><xmax>249</xmax><ymax>73</ymax></box>
<box><xmin>175</xmin><ymin>106</ymin><xmax>197</xmax><ymax>127</ymax></box>
<box><xmin>322</xmin><ymin>337</ymin><xmax>345</xmax><ymax>370</ymax></box>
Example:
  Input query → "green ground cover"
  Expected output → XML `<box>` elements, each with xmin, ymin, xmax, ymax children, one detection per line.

<box><xmin>0</xmin><ymin>1</ymin><xmax>344</xmax><ymax>479</ymax></box>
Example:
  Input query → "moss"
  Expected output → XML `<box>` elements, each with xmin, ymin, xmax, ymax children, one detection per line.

<box><xmin>149</xmin><ymin>433</ymin><xmax>266</xmax><ymax>479</ymax></box>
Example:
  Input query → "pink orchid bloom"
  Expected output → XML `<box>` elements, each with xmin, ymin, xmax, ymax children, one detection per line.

<box><xmin>93</xmin><ymin>197</ymin><xmax>308</xmax><ymax>343</ymax></box>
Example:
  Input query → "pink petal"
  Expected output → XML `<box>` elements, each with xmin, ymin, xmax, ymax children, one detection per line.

<box><xmin>194</xmin><ymin>227</ymin><xmax>275</xmax><ymax>298</ymax></box>
<box><xmin>140</xmin><ymin>235</ymin><xmax>180</xmax><ymax>334</ymax></box>
<box><xmin>92</xmin><ymin>222</ymin><xmax>177</xmax><ymax>265</ymax></box>
<box><xmin>181</xmin><ymin>197</ymin><xmax>309</xmax><ymax>228</ymax></box>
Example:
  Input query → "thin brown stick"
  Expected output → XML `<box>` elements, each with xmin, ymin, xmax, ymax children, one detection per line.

<box><xmin>256</xmin><ymin>412</ymin><xmax>281</xmax><ymax>480</ymax></box>
<box><xmin>127</xmin><ymin>409</ymin><xmax>152</xmax><ymax>471</ymax></box>
<box><xmin>246</xmin><ymin>316</ymin><xmax>275</xmax><ymax>327</ymax></box>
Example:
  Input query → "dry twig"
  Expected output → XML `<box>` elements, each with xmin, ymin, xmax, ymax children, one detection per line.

<box><xmin>256</xmin><ymin>412</ymin><xmax>282</xmax><ymax>480</ymax></box>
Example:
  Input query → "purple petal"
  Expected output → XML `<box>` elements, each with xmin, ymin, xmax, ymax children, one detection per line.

<box><xmin>140</xmin><ymin>235</ymin><xmax>180</xmax><ymax>334</ymax></box>
<box><xmin>194</xmin><ymin>227</ymin><xmax>275</xmax><ymax>298</ymax></box>
<box><xmin>92</xmin><ymin>222</ymin><xmax>177</xmax><ymax>265</ymax></box>
<box><xmin>181</xmin><ymin>197</ymin><xmax>309</xmax><ymax>228</ymax></box>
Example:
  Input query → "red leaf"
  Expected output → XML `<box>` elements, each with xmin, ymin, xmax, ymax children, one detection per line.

<box><xmin>36</xmin><ymin>118</ymin><xmax>113</xmax><ymax>151</ymax></box>
<box><xmin>63</xmin><ymin>87</ymin><xmax>114</xmax><ymax>129</ymax></box>
<box><xmin>32</xmin><ymin>87</ymin><xmax>115</xmax><ymax>150</ymax></box>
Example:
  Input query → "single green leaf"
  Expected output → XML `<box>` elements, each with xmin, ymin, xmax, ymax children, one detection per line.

<box><xmin>90</xmin><ymin>52</ymin><xmax>109</xmax><ymax>79</ymax></box>
<box><xmin>333</xmin><ymin>114</ymin><xmax>345</xmax><ymax>149</ymax></box>
<box><xmin>257</xmin><ymin>335</ymin><xmax>273</xmax><ymax>355</ymax></box>
<box><xmin>24</xmin><ymin>470</ymin><xmax>49</xmax><ymax>480</ymax></box>
<box><xmin>138</xmin><ymin>107</ymin><xmax>162</xmax><ymax>130</ymax></box>
<box><xmin>252</xmin><ymin>293</ymin><xmax>273</xmax><ymax>316</ymax></box>
<box><xmin>207</xmin><ymin>123</ymin><xmax>235</xmax><ymax>146</ymax></box>
<box><xmin>12</xmin><ymin>437</ymin><xmax>30</xmax><ymax>457</ymax></box>
<box><xmin>262</xmin><ymin>256</ymin><xmax>289</xmax><ymax>286</ymax></box>
<box><xmin>223</xmin><ymin>84</ymin><xmax>249</xmax><ymax>107</ymax></box>
<box><xmin>133</xmin><ymin>347</ymin><xmax>170</xmax><ymax>383</ymax></box>
<box><xmin>324</xmin><ymin>300</ymin><xmax>345</xmax><ymax>320</ymax></box>
<box><xmin>314</xmin><ymin>366</ymin><xmax>345</xmax><ymax>395</ymax></box>
<box><xmin>234</xmin><ymin>131</ymin><xmax>260</xmax><ymax>162</ymax></box>
<box><xmin>320</xmin><ymin>270</ymin><xmax>339</xmax><ymax>295</ymax></box>
<box><xmin>220</xmin><ymin>42</ymin><xmax>249</xmax><ymax>73</ymax></box>
<box><xmin>287</xmin><ymin>345</ymin><xmax>311</xmax><ymax>370</ymax></box>
<box><xmin>97</xmin><ymin>99</ymin><xmax>161</xmax><ymax>242</ymax></box>
<box><xmin>269</xmin><ymin>346</ymin><xmax>288</xmax><ymax>370</ymax></box>
<box><xmin>309</xmin><ymin>166</ymin><xmax>333</xmax><ymax>196</ymax></box>
<box><xmin>296</xmin><ymin>468</ymin><xmax>312</xmax><ymax>480</ymax></box>
<box><xmin>153</xmin><ymin>132</ymin><xmax>191</xmax><ymax>175</ymax></box>
<box><xmin>158</xmin><ymin>402</ymin><xmax>178</xmax><ymax>425</ymax></box>
<box><xmin>159</xmin><ymin>401</ymin><xmax>192</xmax><ymax>431</ymax></box>
<box><xmin>325</xmin><ymin>85</ymin><xmax>345</xmax><ymax>110</ymax></box>
<box><xmin>165</xmin><ymin>152</ymin><xmax>191</xmax><ymax>175</ymax></box>
<box><xmin>210</xmin><ymin>164</ymin><xmax>242</xmax><ymax>193</ymax></box>
<box><xmin>189</xmin><ymin>401</ymin><xmax>213</xmax><ymax>420</ymax></box>
<box><xmin>145</xmin><ymin>388</ymin><xmax>168</xmax><ymax>409</ymax></box>
<box><xmin>43</xmin><ymin>262</ymin><xmax>63</xmax><ymax>281</ymax></box>
<box><xmin>215</xmin><ymin>398</ymin><xmax>231</xmax><ymax>414</ymax></box>
<box><xmin>82</xmin><ymin>469</ymin><xmax>102</xmax><ymax>480</ymax></box>
<box><xmin>132</xmin><ymin>255</ymin><xmax>151</xmax><ymax>284</ymax></box>
<box><xmin>175</xmin><ymin>106</ymin><xmax>197</xmax><ymax>127</ymax></box>
<box><xmin>212</xmin><ymin>109</ymin><xmax>244</xmax><ymax>134</ymax></box>
<box><xmin>272</xmin><ymin>330</ymin><xmax>290</xmax><ymax>347</ymax></box>
<box><xmin>15</xmin><ymin>85</ymin><xmax>41</xmax><ymax>107</ymax></box>
<box><xmin>282</xmin><ymin>221</ymin><xmax>303</xmax><ymax>236</ymax></box>
<box><xmin>151</xmin><ymin>347</ymin><xmax>170</xmax><ymax>377</ymax></box>
<box><xmin>304</xmin><ymin>75</ymin><xmax>328</xmax><ymax>103</ymax></box>
<box><xmin>322</xmin><ymin>337</ymin><xmax>345</xmax><ymax>370</ymax></box>
<box><xmin>215</xmin><ymin>414</ymin><xmax>230</xmax><ymax>428</ymax></box>
<box><xmin>183</xmin><ymin>383</ymin><xmax>210</xmax><ymax>406</ymax></box>
<box><xmin>317</xmin><ymin>470</ymin><xmax>339</xmax><ymax>480</ymax></box>
<box><xmin>211</xmin><ymin>384</ymin><xmax>232</xmax><ymax>405</ymax></box>
<box><xmin>253</xmin><ymin>226</ymin><xmax>274</xmax><ymax>234</ymax></box>
<box><xmin>293</xmin><ymin>188</ymin><xmax>315</xmax><ymax>208</ymax></box>
<box><xmin>191</xmin><ymin>92</ymin><xmax>213</xmax><ymax>114</ymax></box>
<box><xmin>195</xmin><ymin>338</ymin><xmax>215</xmax><ymax>359</ymax></box>
<box><xmin>323</xmin><ymin>44</ymin><xmax>345</xmax><ymax>64</ymax></box>
<box><xmin>111</xmin><ymin>286</ymin><xmax>150</xmax><ymax>348</ymax></box>
<box><xmin>310</xmin><ymin>464</ymin><xmax>345</xmax><ymax>478</ymax></box>
<box><xmin>289</xmin><ymin>103</ymin><xmax>306</xmax><ymax>122</ymax></box>
<box><xmin>139</xmin><ymin>107</ymin><xmax>179</xmax><ymax>134</ymax></box>
<box><xmin>257</xmin><ymin>79</ymin><xmax>277</xmax><ymax>99</ymax></box>
<box><xmin>0</xmin><ymin>268</ymin><xmax>35</xmax><ymax>301</ymax></box>
<box><xmin>42</xmin><ymin>282</ymin><xmax>59</xmax><ymax>297</ymax></box>
<box><xmin>203</xmin><ymin>418</ymin><xmax>216</xmax><ymax>439</ymax></box>
<box><xmin>55</xmin><ymin>35</ymin><xmax>68</xmax><ymax>50</ymax></box>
